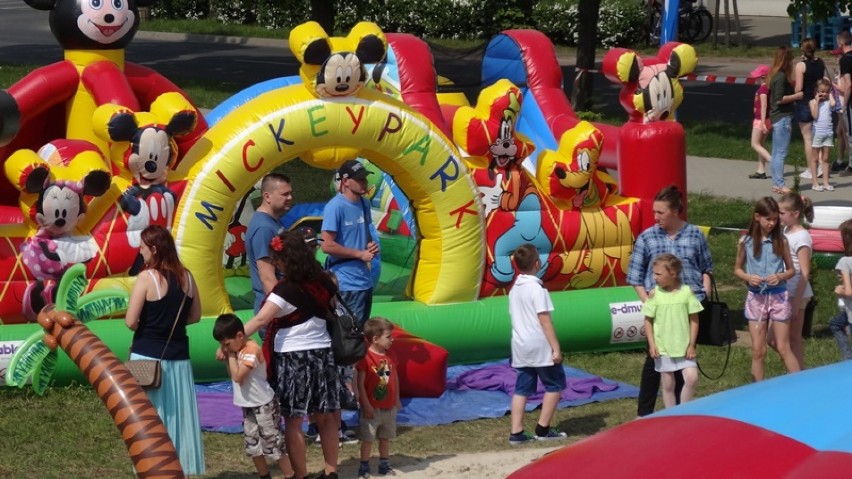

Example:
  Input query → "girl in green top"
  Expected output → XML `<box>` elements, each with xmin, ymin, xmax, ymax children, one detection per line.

<box><xmin>643</xmin><ymin>253</ymin><xmax>703</xmax><ymax>409</ymax></box>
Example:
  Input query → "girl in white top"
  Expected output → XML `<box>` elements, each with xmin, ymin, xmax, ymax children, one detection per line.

<box><xmin>778</xmin><ymin>192</ymin><xmax>814</xmax><ymax>370</ymax></box>
<box><xmin>809</xmin><ymin>78</ymin><xmax>836</xmax><ymax>191</ymax></box>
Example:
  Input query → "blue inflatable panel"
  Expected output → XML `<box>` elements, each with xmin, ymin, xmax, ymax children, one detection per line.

<box><xmin>482</xmin><ymin>34</ymin><xmax>528</xmax><ymax>87</ymax></box>
<box><xmin>280</xmin><ymin>202</ymin><xmax>325</xmax><ymax>230</ymax></box>
<box><xmin>517</xmin><ymin>89</ymin><xmax>558</xmax><ymax>169</ymax></box>
<box><xmin>205</xmin><ymin>76</ymin><xmax>302</xmax><ymax>125</ymax></box>
<box><xmin>654</xmin><ymin>361</ymin><xmax>852</xmax><ymax>453</ymax></box>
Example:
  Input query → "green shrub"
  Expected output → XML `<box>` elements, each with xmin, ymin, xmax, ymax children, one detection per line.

<box><xmin>532</xmin><ymin>0</ymin><xmax>578</xmax><ymax>44</ymax></box>
<box><xmin>150</xmin><ymin>0</ymin><xmax>209</xmax><ymax>20</ymax></box>
<box><xmin>576</xmin><ymin>110</ymin><xmax>603</xmax><ymax>122</ymax></box>
<box><xmin>336</xmin><ymin>0</ymin><xmax>486</xmax><ymax>40</ymax></box>
<box><xmin>256</xmin><ymin>0</ymin><xmax>308</xmax><ymax>30</ymax></box>
<box><xmin>533</xmin><ymin>0</ymin><xmax>646</xmax><ymax>47</ymax></box>
<box><xmin>596</xmin><ymin>0</ymin><xmax>646</xmax><ymax>47</ymax></box>
<box><xmin>210</xmin><ymin>0</ymin><xmax>255</xmax><ymax>24</ymax></box>
<box><xmin>149</xmin><ymin>0</ymin><xmax>646</xmax><ymax>46</ymax></box>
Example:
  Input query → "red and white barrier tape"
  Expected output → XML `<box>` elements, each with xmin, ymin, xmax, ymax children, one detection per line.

<box><xmin>681</xmin><ymin>73</ymin><xmax>761</xmax><ymax>84</ymax></box>
<box><xmin>573</xmin><ymin>67</ymin><xmax>760</xmax><ymax>84</ymax></box>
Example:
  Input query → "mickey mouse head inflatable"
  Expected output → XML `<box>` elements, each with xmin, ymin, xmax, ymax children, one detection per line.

<box><xmin>602</xmin><ymin>42</ymin><xmax>697</xmax><ymax>124</ymax></box>
<box><xmin>93</xmin><ymin>92</ymin><xmax>197</xmax><ymax>273</ymax></box>
<box><xmin>289</xmin><ymin>21</ymin><xmax>388</xmax><ymax>98</ymax></box>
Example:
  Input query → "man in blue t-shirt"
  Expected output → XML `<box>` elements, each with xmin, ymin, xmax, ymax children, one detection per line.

<box><xmin>246</xmin><ymin>173</ymin><xmax>293</xmax><ymax>314</ymax></box>
<box><xmin>321</xmin><ymin>159</ymin><xmax>379</xmax><ymax>327</ymax></box>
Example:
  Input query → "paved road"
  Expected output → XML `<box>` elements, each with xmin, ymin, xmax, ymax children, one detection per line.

<box><xmin>0</xmin><ymin>4</ymin><xmax>791</xmax><ymax>125</ymax></box>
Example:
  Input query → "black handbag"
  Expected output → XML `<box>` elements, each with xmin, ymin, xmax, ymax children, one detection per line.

<box><xmin>696</xmin><ymin>274</ymin><xmax>735</xmax><ymax>346</ymax></box>
<box><xmin>325</xmin><ymin>293</ymin><xmax>367</xmax><ymax>367</ymax></box>
<box><xmin>696</xmin><ymin>274</ymin><xmax>733</xmax><ymax>380</ymax></box>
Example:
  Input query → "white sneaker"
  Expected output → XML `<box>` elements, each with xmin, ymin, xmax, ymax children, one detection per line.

<box><xmin>799</xmin><ymin>165</ymin><xmax>824</xmax><ymax>179</ymax></box>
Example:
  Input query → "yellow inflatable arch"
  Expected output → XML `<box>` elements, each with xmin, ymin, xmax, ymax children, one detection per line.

<box><xmin>172</xmin><ymin>86</ymin><xmax>485</xmax><ymax>317</ymax></box>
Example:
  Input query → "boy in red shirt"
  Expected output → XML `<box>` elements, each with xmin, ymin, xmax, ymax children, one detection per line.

<box><xmin>356</xmin><ymin>317</ymin><xmax>401</xmax><ymax>478</ymax></box>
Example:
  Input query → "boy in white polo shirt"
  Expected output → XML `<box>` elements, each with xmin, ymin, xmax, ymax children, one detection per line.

<box><xmin>507</xmin><ymin>244</ymin><xmax>568</xmax><ymax>445</ymax></box>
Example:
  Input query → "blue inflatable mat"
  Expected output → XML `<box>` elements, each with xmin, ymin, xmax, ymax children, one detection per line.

<box><xmin>197</xmin><ymin>360</ymin><xmax>638</xmax><ymax>433</ymax></box>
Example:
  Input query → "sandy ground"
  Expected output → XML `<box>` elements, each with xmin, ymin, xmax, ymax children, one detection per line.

<box><xmin>334</xmin><ymin>446</ymin><xmax>561</xmax><ymax>478</ymax></box>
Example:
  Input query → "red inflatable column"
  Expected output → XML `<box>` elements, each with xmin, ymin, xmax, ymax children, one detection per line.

<box><xmin>617</xmin><ymin>121</ymin><xmax>686</xmax><ymax>231</ymax></box>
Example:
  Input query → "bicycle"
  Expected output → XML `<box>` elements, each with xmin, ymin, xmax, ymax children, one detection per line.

<box><xmin>646</xmin><ymin>0</ymin><xmax>714</xmax><ymax>44</ymax></box>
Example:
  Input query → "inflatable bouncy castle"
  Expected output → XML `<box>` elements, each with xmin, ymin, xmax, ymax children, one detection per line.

<box><xmin>0</xmin><ymin>14</ymin><xmax>699</xmax><ymax>385</ymax></box>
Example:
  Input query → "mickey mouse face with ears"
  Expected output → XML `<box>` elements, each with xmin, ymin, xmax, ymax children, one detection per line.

<box><xmin>602</xmin><ymin>43</ymin><xmax>698</xmax><ymax>124</ymax></box>
<box><xmin>290</xmin><ymin>21</ymin><xmax>388</xmax><ymax>98</ymax></box>
<box><xmin>4</xmin><ymin>139</ymin><xmax>111</xmax><ymax>233</ymax></box>
<box><xmin>93</xmin><ymin>93</ymin><xmax>197</xmax><ymax>186</ymax></box>
<box><xmin>25</xmin><ymin>0</ymin><xmax>157</xmax><ymax>50</ymax></box>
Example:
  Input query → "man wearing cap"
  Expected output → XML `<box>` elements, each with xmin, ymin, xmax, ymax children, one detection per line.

<box><xmin>321</xmin><ymin>159</ymin><xmax>379</xmax><ymax>327</ymax></box>
<box><xmin>247</xmin><ymin>173</ymin><xmax>293</xmax><ymax>315</ymax></box>
<box><xmin>836</xmin><ymin>30</ymin><xmax>852</xmax><ymax>174</ymax></box>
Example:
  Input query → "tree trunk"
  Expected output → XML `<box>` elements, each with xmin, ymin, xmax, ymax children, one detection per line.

<box><xmin>38</xmin><ymin>308</ymin><xmax>183</xmax><ymax>479</ymax></box>
<box><xmin>572</xmin><ymin>0</ymin><xmax>602</xmax><ymax>111</ymax></box>
<box><xmin>310</xmin><ymin>0</ymin><xmax>336</xmax><ymax>35</ymax></box>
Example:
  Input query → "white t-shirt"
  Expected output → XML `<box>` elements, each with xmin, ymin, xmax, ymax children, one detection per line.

<box><xmin>835</xmin><ymin>256</ymin><xmax>852</xmax><ymax>318</ymax></box>
<box><xmin>509</xmin><ymin>274</ymin><xmax>556</xmax><ymax>368</ymax></box>
<box><xmin>265</xmin><ymin>293</ymin><xmax>331</xmax><ymax>353</ymax></box>
<box><xmin>785</xmin><ymin>227</ymin><xmax>813</xmax><ymax>299</ymax></box>
<box><xmin>232</xmin><ymin>340</ymin><xmax>275</xmax><ymax>408</ymax></box>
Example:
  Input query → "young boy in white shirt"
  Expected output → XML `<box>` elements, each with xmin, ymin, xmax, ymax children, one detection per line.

<box><xmin>507</xmin><ymin>244</ymin><xmax>568</xmax><ymax>445</ymax></box>
<box><xmin>214</xmin><ymin>313</ymin><xmax>295</xmax><ymax>479</ymax></box>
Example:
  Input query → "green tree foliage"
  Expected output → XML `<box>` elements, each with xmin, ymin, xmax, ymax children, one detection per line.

<box><xmin>787</xmin><ymin>0</ymin><xmax>852</xmax><ymax>21</ymax></box>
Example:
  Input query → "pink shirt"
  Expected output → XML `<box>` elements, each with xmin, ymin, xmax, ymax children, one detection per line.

<box><xmin>753</xmin><ymin>84</ymin><xmax>769</xmax><ymax>120</ymax></box>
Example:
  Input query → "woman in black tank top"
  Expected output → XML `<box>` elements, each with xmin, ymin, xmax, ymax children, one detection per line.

<box><xmin>794</xmin><ymin>38</ymin><xmax>827</xmax><ymax>188</ymax></box>
<box><xmin>125</xmin><ymin>225</ymin><xmax>205</xmax><ymax>475</ymax></box>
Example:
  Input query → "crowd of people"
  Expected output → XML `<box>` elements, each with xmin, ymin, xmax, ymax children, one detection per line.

<box><xmin>127</xmin><ymin>160</ymin><xmax>392</xmax><ymax>479</ymax></box>
<box><xmin>752</xmin><ymin>32</ymin><xmax>852</xmax><ymax>193</ymax></box>
<box><xmin>122</xmin><ymin>44</ymin><xmax>852</xmax><ymax>472</ymax></box>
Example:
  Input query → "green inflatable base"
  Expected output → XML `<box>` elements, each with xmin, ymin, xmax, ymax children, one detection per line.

<box><xmin>1</xmin><ymin>287</ymin><xmax>644</xmax><ymax>387</ymax></box>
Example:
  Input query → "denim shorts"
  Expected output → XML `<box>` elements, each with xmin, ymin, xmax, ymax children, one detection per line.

<box><xmin>514</xmin><ymin>364</ymin><xmax>567</xmax><ymax>396</ymax></box>
<box><xmin>745</xmin><ymin>290</ymin><xmax>791</xmax><ymax>323</ymax></box>
<box><xmin>812</xmin><ymin>134</ymin><xmax>834</xmax><ymax>148</ymax></box>
<box><xmin>794</xmin><ymin>101</ymin><xmax>813</xmax><ymax>123</ymax></box>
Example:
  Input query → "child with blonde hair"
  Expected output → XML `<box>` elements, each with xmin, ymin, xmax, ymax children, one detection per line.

<box><xmin>777</xmin><ymin>193</ymin><xmax>814</xmax><ymax>369</ymax></box>
<box><xmin>642</xmin><ymin>253</ymin><xmax>702</xmax><ymax>408</ymax></box>
<box><xmin>809</xmin><ymin>78</ymin><xmax>837</xmax><ymax>191</ymax></box>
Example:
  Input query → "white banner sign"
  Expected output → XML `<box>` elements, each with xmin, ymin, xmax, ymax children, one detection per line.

<box><xmin>609</xmin><ymin>301</ymin><xmax>646</xmax><ymax>344</ymax></box>
<box><xmin>0</xmin><ymin>341</ymin><xmax>23</xmax><ymax>386</ymax></box>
